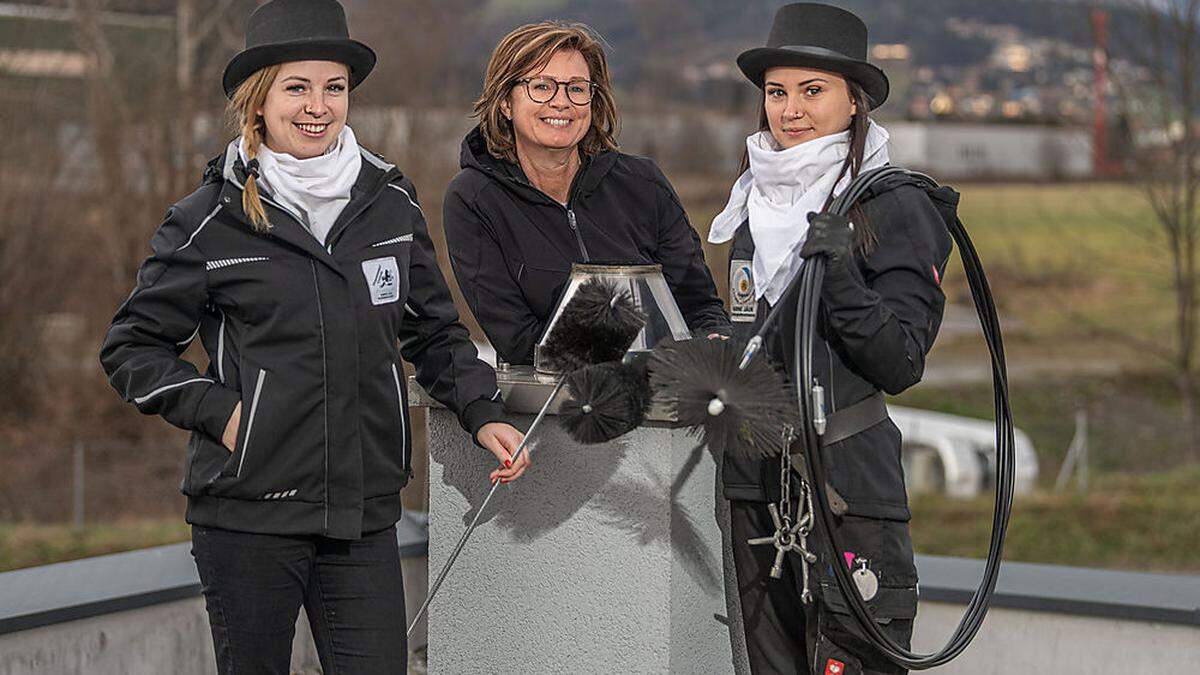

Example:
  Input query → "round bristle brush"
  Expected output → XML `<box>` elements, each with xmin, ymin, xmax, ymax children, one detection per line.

<box><xmin>649</xmin><ymin>337</ymin><xmax>797</xmax><ymax>458</ymax></box>
<box><xmin>560</xmin><ymin>358</ymin><xmax>652</xmax><ymax>444</ymax></box>
<box><xmin>539</xmin><ymin>278</ymin><xmax>647</xmax><ymax>373</ymax></box>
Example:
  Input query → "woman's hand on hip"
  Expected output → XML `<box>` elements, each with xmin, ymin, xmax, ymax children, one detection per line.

<box><xmin>222</xmin><ymin>402</ymin><xmax>241</xmax><ymax>453</ymax></box>
<box><xmin>476</xmin><ymin>422</ymin><xmax>529</xmax><ymax>484</ymax></box>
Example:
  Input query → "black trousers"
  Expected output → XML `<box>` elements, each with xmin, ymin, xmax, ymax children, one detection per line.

<box><xmin>730</xmin><ymin>500</ymin><xmax>917</xmax><ymax>675</ymax></box>
<box><xmin>191</xmin><ymin>524</ymin><xmax>407</xmax><ymax>675</ymax></box>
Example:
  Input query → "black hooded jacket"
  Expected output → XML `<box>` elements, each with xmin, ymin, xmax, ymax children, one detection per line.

<box><xmin>100</xmin><ymin>141</ymin><xmax>506</xmax><ymax>540</ymax></box>
<box><xmin>726</xmin><ymin>174</ymin><xmax>955</xmax><ymax>521</ymax></box>
<box><xmin>442</xmin><ymin>127</ymin><xmax>730</xmax><ymax>365</ymax></box>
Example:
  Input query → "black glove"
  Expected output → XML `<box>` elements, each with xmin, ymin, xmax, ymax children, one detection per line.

<box><xmin>800</xmin><ymin>211</ymin><xmax>854</xmax><ymax>266</ymax></box>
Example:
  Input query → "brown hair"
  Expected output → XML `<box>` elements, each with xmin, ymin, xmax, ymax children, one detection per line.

<box><xmin>226</xmin><ymin>64</ymin><xmax>282</xmax><ymax>233</ymax></box>
<box><xmin>739</xmin><ymin>78</ymin><xmax>876</xmax><ymax>253</ymax></box>
<box><xmin>474</xmin><ymin>21</ymin><xmax>619</xmax><ymax>163</ymax></box>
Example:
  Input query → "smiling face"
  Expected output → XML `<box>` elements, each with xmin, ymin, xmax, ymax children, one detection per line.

<box><xmin>258</xmin><ymin>60</ymin><xmax>350</xmax><ymax>159</ymax></box>
<box><xmin>501</xmin><ymin>49</ymin><xmax>593</xmax><ymax>157</ymax></box>
<box><xmin>762</xmin><ymin>66</ymin><xmax>856</xmax><ymax>149</ymax></box>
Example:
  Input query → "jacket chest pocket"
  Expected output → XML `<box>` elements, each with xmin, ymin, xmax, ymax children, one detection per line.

<box><xmin>208</xmin><ymin>256</ymin><xmax>312</xmax><ymax>327</ymax></box>
<box><xmin>518</xmin><ymin>263</ymin><xmax>569</xmax><ymax>320</ymax></box>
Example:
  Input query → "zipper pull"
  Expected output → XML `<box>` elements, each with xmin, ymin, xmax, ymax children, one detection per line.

<box><xmin>566</xmin><ymin>208</ymin><xmax>590</xmax><ymax>260</ymax></box>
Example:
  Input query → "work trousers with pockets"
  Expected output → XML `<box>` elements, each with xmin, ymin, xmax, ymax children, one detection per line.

<box><xmin>730</xmin><ymin>499</ymin><xmax>917</xmax><ymax>675</ymax></box>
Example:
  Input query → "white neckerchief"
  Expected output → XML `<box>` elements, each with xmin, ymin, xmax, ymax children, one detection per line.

<box><xmin>239</xmin><ymin>125</ymin><xmax>362</xmax><ymax>245</ymax></box>
<box><xmin>709</xmin><ymin>120</ymin><xmax>890</xmax><ymax>305</ymax></box>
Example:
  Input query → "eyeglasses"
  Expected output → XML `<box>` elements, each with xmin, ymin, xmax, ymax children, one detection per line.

<box><xmin>514</xmin><ymin>77</ymin><xmax>596</xmax><ymax>106</ymax></box>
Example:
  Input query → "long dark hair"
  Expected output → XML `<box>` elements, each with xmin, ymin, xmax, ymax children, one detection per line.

<box><xmin>739</xmin><ymin>78</ymin><xmax>876</xmax><ymax>254</ymax></box>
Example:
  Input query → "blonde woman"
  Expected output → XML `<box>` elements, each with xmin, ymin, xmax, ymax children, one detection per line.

<box><xmin>443</xmin><ymin>21</ymin><xmax>730</xmax><ymax>367</ymax></box>
<box><xmin>99</xmin><ymin>1</ymin><xmax>525</xmax><ymax>672</ymax></box>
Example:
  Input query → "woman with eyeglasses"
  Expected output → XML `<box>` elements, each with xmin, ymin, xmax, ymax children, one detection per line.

<box><xmin>443</xmin><ymin>21</ymin><xmax>729</xmax><ymax>367</ymax></box>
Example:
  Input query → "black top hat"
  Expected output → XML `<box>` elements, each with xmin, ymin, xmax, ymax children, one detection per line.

<box><xmin>737</xmin><ymin>3</ymin><xmax>888</xmax><ymax>109</ymax></box>
<box><xmin>222</xmin><ymin>0</ymin><xmax>376</xmax><ymax>98</ymax></box>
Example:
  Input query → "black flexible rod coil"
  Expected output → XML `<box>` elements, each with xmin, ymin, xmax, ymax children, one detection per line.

<box><xmin>793</xmin><ymin>167</ymin><xmax>1015</xmax><ymax>669</ymax></box>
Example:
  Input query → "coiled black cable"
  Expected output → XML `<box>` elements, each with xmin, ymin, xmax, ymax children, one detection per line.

<box><xmin>793</xmin><ymin>167</ymin><xmax>1015</xmax><ymax>669</ymax></box>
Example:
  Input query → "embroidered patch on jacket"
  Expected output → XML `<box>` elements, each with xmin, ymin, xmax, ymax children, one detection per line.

<box><xmin>824</xmin><ymin>658</ymin><xmax>846</xmax><ymax>675</ymax></box>
<box><xmin>730</xmin><ymin>259</ymin><xmax>756</xmax><ymax>323</ymax></box>
<box><xmin>361</xmin><ymin>256</ymin><xmax>400</xmax><ymax>306</ymax></box>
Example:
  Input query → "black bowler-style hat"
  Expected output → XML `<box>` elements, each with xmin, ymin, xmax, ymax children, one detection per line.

<box><xmin>737</xmin><ymin>2</ymin><xmax>889</xmax><ymax>109</ymax></box>
<box><xmin>222</xmin><ymin>0</ymin><xmax>376</xmax><ymax>98</ymax></box>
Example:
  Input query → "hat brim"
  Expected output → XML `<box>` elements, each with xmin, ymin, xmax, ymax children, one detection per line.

<box><xmin>223</xmin><ymin>38</ymin><xmax>376</xmax><ymax>98</ymax></box>
<box><xmin>737</xmin><ymin>46</ymin><xmax>889</xmax><ymax>110</ymax></box>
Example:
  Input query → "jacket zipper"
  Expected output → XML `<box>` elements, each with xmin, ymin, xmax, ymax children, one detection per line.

<box><xmin>502</xmin><ymin>165</ymin><xmax>591</xmax><ymax>261</ymax></box>
<box><xmin>235</xmin><ymin>368</ymin><xmax>266</xmax><ymax>477</ymax></box>
<box><xmin>390</xmin><ymin>363</ymin><xmax>410</xmax><ymax>471</ymax></box>
<box><xmin>310</xmin><ymin>262</ymin><xmax>330</xmax><ymax>532</ymax></box>
<box><xmin>566</xmin><ymin>209</ymin><xmax>590</xmax><ymax>260</ymax></box>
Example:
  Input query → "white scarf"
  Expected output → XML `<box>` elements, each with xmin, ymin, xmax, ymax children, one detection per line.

<box><xmin>709</xmin><ymin>120</ymin><xmax>891</xmax><ymax>305</ymax></box>
<box><xmin>239</xmin><ymin>125</ymin><xmax>362</xmax><ymax>245</ymax></box>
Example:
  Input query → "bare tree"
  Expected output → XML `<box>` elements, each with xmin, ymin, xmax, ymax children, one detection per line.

<box><xmin>65</xmin><ymin>1</ymin><xmax>250</xmax><ymax>292</ymax></box>
<box><xmin>1105</xmin><ymin>1</ymin><xmax>1200</xmax><ymax>451</ymax></box>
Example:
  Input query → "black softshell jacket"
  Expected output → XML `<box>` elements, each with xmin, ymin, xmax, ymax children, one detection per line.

<box><xmin>100</xmin><ymin>141</ymin><xmax>505</xmax><ymax>539</ymax></box>
<box><xmin>442</xmin><ymin>127</ymin><xmax>730</xmax><ymax>365</ymax></box>
<box><xmin>726</xmin><ymin>176</ymin><xmax>955</xmax><ymax>521</ymax></box>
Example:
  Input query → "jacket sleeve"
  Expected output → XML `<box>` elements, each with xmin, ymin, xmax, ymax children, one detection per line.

<box><xmin>442</xmin><ymin>180</ymin><xmax>545</xmax><ymax>365</ymax></box>
<box><xmin>820</xmin><ymin>185</ymin><xmax>952</xmax><ymax>395</ymax></box>
<box><xmin>649</xmin><ymin>164</ymin><xmax>732</xmax><ymax>336</ymax></box>
<box><xmin>99</xmin><ymin>207</ymin><xmax>241</xmax><ymax>440</ymax></box>
<box><xmin>397</xmin><ymin>179</ymin><xmax>506</xmax><ymax>436</ymax></box>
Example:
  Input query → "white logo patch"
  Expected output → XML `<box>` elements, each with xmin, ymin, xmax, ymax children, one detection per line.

<box><xmin>361</xmin><ymin>256</ymin><xmax>400</xmax><ymax>306</ymax></box>
<box><xmin>730</xmin><ymin>259</ymin><xmax>757</xmax><ymax>323</ymax></box>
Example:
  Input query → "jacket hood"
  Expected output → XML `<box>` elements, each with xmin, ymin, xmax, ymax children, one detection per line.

<box><xmin>458</xmin><ymin>125</ymin><xmax>620</xmax><ymax>204</ymax></box>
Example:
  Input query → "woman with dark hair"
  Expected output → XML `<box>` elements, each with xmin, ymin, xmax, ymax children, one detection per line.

<box><xmin>443</xmin><ymin>21</ymin><xmax>730</xmax><ymax>367</ymax></box>
<box><xmin>709</xmin><ymin>4</ymin><xmax>952</xmax><ymax>673</ymax></box>
<box><xmin>98</xmin><ymin>1</ymin><xmax>526</xmax><ymax>672</ymax></box>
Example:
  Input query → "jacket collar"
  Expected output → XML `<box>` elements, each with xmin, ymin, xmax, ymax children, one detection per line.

<box><xmin>213</xmin><ymin>139</ymin><xmax>400</xmax><ymax>274</ymax></box>
<box><xmin>459</xmin><ymin>125</ymin><xmax>618</xmax><ymax>206</ymax></box>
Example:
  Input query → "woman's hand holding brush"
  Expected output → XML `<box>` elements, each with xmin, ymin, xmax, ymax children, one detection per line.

<box><xmin>476</xmin><ymin>422</ymin><xmax>530</xmax><ymax>484</ymax></box>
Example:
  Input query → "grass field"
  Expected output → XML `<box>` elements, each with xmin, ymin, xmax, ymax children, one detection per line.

<box><xmin>0</xmin><ymin>519</ymin><xmax>190</xmax><ymax>573</ymax></box>
<box><xmin>910</xmin><ymin>467</ymin><xmax>1200</xmax><ymax>572</ymax></box>
<box><xmin>950</xmin><ymin>182</ymin><xmax>1173</xmax><ymax>351</ymax></box>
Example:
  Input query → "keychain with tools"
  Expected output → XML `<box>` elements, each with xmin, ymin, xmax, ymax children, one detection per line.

<box><xmin>747</xmin><ymin>426</ymin><xmax>819</xmax><ymax>600</ymax></box>
<box><xmin>746</xmin><ymin>428</ymin><xmax>881</xmax><ymax>604</ymax></box>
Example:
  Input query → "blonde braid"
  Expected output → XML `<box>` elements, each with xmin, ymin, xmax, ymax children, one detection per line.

<box><xmin>226</xmin><ymin>65</ymin><xmax>281</xmax><ymax>233</ymax></box>
<box><xmin>241</xmin><ymin>118</ymin><xmax>269</xmax><ymax>232</ymax></box>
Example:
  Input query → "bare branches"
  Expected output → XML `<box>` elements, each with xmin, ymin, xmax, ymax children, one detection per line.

<box><xmin>1097</xmin><ymin>0</ymin><xmax>1200</xmax><ymax>449</ymax></box>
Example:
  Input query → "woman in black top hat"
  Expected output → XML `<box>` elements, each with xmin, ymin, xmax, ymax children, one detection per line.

<box><xmin>709</xmin><ymin>4</ymin><xmax>952</xmax><ymax>674</ymax></box>
<box><xmin>99</xmin><ymin>1</ymin><xmax>528</xmax><ymax>672</ymax></box>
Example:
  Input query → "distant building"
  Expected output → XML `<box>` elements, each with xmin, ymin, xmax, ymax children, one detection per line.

<box><xmin>619</xmin><ymin>112</ymin><xmax>1096</xmax><ymax>181</ymax></box>
<box><xmin>887</xmin><ymin>121</ymin><xmax>1093</xmax><ymax>180</ymax></box>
